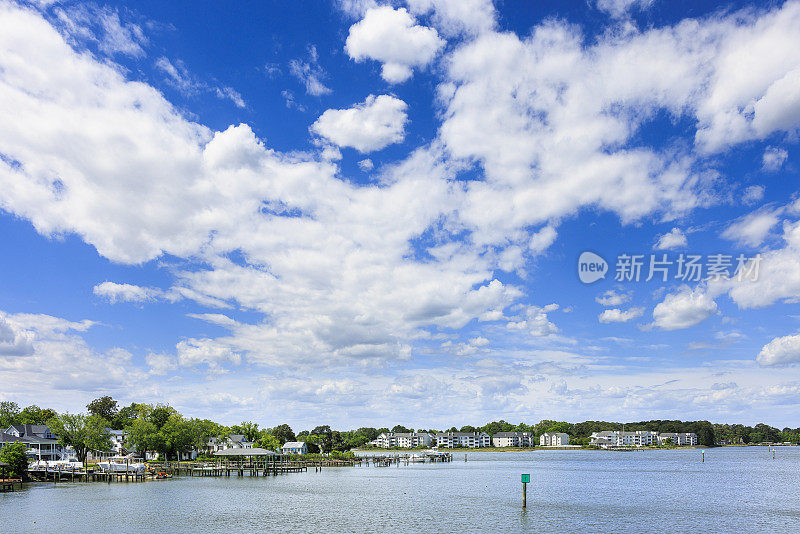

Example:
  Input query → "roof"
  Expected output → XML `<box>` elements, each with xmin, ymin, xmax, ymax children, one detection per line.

<box><xmin>281</xmin><ymin>442</ymin><xmax>306</xmax><ymax>448</ymax></box>
<box><xmin>213</xmin><ymin>448</ymin><xmax>277</xmax><ymax>456</ymax></box>
<box><xmin>494</xmin><ymin>432</ymin><xmax>529</xmax><ymax>437</ymax></box>
<box><xmin>435</xmin><ymin>432</ymin><xmax>489</xmax><ymax>437</ymax></box>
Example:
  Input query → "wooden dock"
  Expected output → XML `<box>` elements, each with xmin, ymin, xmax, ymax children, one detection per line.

<box><xmin>1</xmin><ymin>479</ymin><xmax>23</xmax><ymax>492</ymax></box>
<box><xmin>27</xmin><ymin>466</ymin><xmax>146</xmax><ymax>483</ymax></box>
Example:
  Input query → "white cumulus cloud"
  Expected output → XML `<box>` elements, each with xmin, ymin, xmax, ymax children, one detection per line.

<box><xmin>757</xmin><ymin>334</ymin><xmax>800</xmax><ymax>366</ymax></box>
<box><xmin>652</xmin><ymin>286</ymin><xmax>717</xmax><ymax>330</ymax></box>
<box><xmin>311</xmin><ymin>94</ymin><xmax>408</xmax><ymax>152</ymax></box>
<box><xmin>655</xmin><ymin>228</ymin><xmax>688</xmax><ymax>250</ymax></box>
<box><xmin>345</xmin><ymin>6</ymin><xmax>444</xmax><ymax>83</ymax></box>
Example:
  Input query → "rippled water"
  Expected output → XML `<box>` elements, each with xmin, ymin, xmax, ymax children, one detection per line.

<box><xmin>3</xmin><ymin>447</ymin><xmax>799</xmax><ymax>533</ymax></box>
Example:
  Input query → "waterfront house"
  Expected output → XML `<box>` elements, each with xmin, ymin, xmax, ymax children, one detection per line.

<box><xmin>206</xmin><ymin>434</ymin><xmax>255</xmax><ymax>453</ymax></box>
<box><xmin>434</xmin><ymin>432</ymin><xmax>491</xmax><ymax>448</ymax></box>
<box><xmin>492</xmin><ymin>432</ymin><xmax>534</xmax><ymax>447</ymax></box>
<box><xmin>3</xmin><ymin>424</ymin><xmax>65</xmax><ymax>461</ymax></box>
<box><xmin>87</xmin><ymin>428</ymin><xmax>128</xmax><ymax>461</ymax></box>
<box><xmin>539</xmin><ymin>432</ymin><xmax>570</xmax><ymax>446</ymax></box>
<box><xmin>367</xmin><ymin>432</ymin><xmax>434</xmax><ymax>448</ymax></box>
<box><xmin>281</xmin><ymin>441</ymin><xmax>308</xmax><ymax>455</ymax></box>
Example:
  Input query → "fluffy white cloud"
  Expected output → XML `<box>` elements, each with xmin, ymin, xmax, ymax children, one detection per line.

<box><xmin>652</xmin><ymin>286</ymin><xmax>717</xmax><ymax>330</ymax></box>
<box><xmin>345</xmin><ymin>6</ymin><xmax>444</xmax><ymax>83</ymax></box>
<box><xmin>0</xmin><ymin>309</ymin><xmax>145</xmax><ymax>402</ymax></box>
<box><xmin>311</xmin><ymin>94</ymin><xmax>408</xmax><ymax>152</ymax></box>
<box><xmin>0</xmin><ymin>316</ymin><xmax>34</xmax><ymax>357</ymax></box>
<box><xmin>757</xmin><ymin>334</ymin><xmax>800</xmax><ymax>366</ymax></box>
<box><xmin>405</xmin><ymin>0</ymin><xmax>496</xmax><ymax>36</ymax></box>
<box><xmin>655</xmin><ymin>227</ymin><xmax>688</xmax><ymax>250</ymax></box>
<box><xmin>595</xmin><ymin>0</ymin><xmax>655</xmax><ymax>19</ymax></box>
<box><xmin>596</xmin><ymin>290</ymin><xmax>631</xmax><ymax>307</ymax></box>
<box><xmin>763</xmin><ymin>146</ymin><xmax>789</xmax><ymax>171</ymax></box>
<box><xmin>711</xmin><ymin>220</ymin><xmax>800</xmax><ymax>309</ymax></box>
<box><xmin>528</xmin><ymin>226</ymin><xmax>557</xmax><ymax>254</ymax></box>
<box><xmin>507</xmin><ymin>304</ymin><xmax>560</xmax><ymax>337</ymax></box>
<box><xmin>694</xmin><ymin>4</ymin><xmax>800</xmax><ymax>152</ymax></box>
<box><xmin>598</xmin><ymin>307</ymin><xmax>644</xmax><ymax>323</ymax></box>
<box><xmin>721</xmin><ymin>208</ymin><xmax>781</xmax><ymax>247</ymax></box>
<box><xmin>437</xmin><ymin>2</ymin><xmax>800</xmax><ymax>247</ymax></box>
<box><xmin>93</xmin><ymin>281</ymin><xmax>163</xmax><ymax>303</ymax></box>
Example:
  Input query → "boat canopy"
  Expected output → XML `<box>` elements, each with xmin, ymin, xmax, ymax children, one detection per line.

<box><xmin>213</xmin><ymin>448</ymin><xmax>277</xmax><ymax>457</ymax></box>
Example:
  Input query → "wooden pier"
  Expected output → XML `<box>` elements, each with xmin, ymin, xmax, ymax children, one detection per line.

<box><xmin>27</xmin><ymin>465</ymin><xmax>146</xmax><ymax>483</ymax></box>
<box><xmin>1</xmin><ymin>479</ymin><xmax>23</xmax><ymax>492</ymax></box>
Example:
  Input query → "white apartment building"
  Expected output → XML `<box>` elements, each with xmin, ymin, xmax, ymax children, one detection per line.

<box><xmin>590</xmin><ymin>430</ymin><xmax>659</xmax><ymax>447</ymax></box>
<box><xmin>492</xmin><ymin>432</ymin><xmax>534</xmax><ymax>447</ymax></box>
<box><xmin>367</xmin><ymin>432</ymin><xmax>434</xmax><ymax>448</ymax></box>
<box><xmin>658</xmin><ymin>433</ymin><xmax>698</xmax><ymax>446</ymax></box>
<box><xmin>435</xmin><ymin>432</ymin><xmax>491</xmax><ymax>448</ymax></box>
<box><xmin>590</xmin><ymin>430</ymin><xmax>698</xmax><ymax>448</ymax></box>
<box><xmin>539</xmin><ymin>432</ymin><xmax>570</xmax><ymax>446</ymax></box>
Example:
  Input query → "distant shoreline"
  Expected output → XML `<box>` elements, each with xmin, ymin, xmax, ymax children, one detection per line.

<box><xmin>352</xmin><ymin>445</ymin><xmax>760</xmax><ymax>452</ymax></box>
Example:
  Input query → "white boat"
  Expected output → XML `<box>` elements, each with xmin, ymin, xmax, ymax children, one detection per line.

<box><xmin>31</xmin><ymin>458</ymin><xmax>84</xmax><ymax>471</ymax></box>
<box><xmin>408</xmin><ymin>454</ymin><xmax>426</xmax><ymax>463</ymax></box>
<box><xmin>97</xmin><ymin>456</ymin><xmax>146</xmax><ymax>474</ymax></box>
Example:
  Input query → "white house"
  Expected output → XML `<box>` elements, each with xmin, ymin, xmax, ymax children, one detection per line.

<box><xmin>434</xmin><ymin>432</ymin><xmax>491</xmax><ymax>448</ymax></box>
<box><xmin>87</xmin><ymin>428</ymin><xmax>128</xmax><ymax>461</ymax></box>
<box><xmin>3</xmin><ymin>424</ymin><xmax>65</xmax><ymax>461</ymax></box>
<box><xmin>367</xmin><ymin>432</ymin><xmax>434</xmax><ymax>448</ymax></box>
<box><xmin>281</xmin><ymin>441</ymin><xmax>308</xmax><ymax>455</ymax></box>
<box><xmin>206</xmin><ymin>434</ymin><xmax>254</xmax><ymax>453</ymax></box>
<box><xmin>492</xmin><ymin>432</ymin><xmax>534</xmax><ymax>447</ymax></box>
<box><xmin>539</xmin><ymin>432</ymin><xmax>570</xmax><ymax>446</ymax></box>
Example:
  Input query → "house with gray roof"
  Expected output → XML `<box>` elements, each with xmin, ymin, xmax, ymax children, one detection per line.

<box><xmin>281</xmin><ymin>441</ymin><xmax>308</xmax><ymax>455</ymax></box>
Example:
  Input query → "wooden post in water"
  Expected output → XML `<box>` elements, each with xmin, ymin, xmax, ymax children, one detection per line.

<box><xmin>521</xmin><ymin>473</ymin><xmax>529</xmax><ymax>508</ymax></box>
<box><xmin>702</xmin><ymin>450</ymin><xmax>704</xmax><ymax>462</ymax></box>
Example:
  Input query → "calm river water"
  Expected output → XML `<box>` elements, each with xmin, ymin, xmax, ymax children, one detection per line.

<box><xmin>3</xmin><ymin>447</ymin><xmax>799</xmax><ymax>532</ymax></box>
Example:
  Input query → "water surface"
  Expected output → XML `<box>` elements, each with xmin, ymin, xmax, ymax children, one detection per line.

<box><xmin>3</xmin><ymin>447</ymin><xmax>799</xmax><ymax>532</ymax></box>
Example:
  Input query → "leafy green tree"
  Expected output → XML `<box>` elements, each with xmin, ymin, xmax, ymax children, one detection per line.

<box><xmin>161</xmin><ymin>415</ymin><xmax>194</xmax><ymax>460</ymax></box>
<box><xmin>256</xmin><ymin>432</ymin><xmax>281</xmax><ymax>451</ymax></box>
<box><xmin>230</xmin><ymin>421</ymin><xmax>261</xmax><ymax>442</ymax></box>
<box><xmin>392</xmin><ymin>425</ymin><xmax>413</xmax><ymax>433</ymax></box>
<box><xmin>48</xmin><ymin>413</ymin><xmax>112</xmax><ymax>465</ymax></box>
<box><xmin>0</xmin><ymin>401</ymin><xmax>20</xmax><ymax>428</ymax></box>
<box><xmin>112</xmin><ymin>403</ymin><xmax>140</xmax><ymax>430</ymax></box>
<box><xmin>86</xmin><ymin>396</ymin><xmax>119</xmax><ymax>421</ymax></box>
<box><xmin>148</xmin><ymin>405</ymin><xmax>175</xmax><ymax>429</ymax></box>
<box><xmin>125</xmin><ymin>418</ymin><xmax>159</xmax><ymax>458</ymax></box>
<box><xmin>0</xmin><ymin>441</ymin><xmax>29</xmax><ymax>479</ymax></box>
<box><xmin>311</xmin><ymin>425</ymin><xmax>332</xmax><ymax>436</ymax></box>
<box><xmin>19</xmin><ymin>405</ymin><xmax>57</xmax><ymax>425</ymax></box>
<box><xmin>459</xmin><ymin>425</ymin><xmax>476</xmax><ymax>433</ymax></box>
<box><xmin>272</xmin><ymin>424</ymin><xmax>296</xmax><ymax>444</ymax></box>
<box><xmin>188</xmin><ymin>419</ymin><xmax>226</xmax><ymax>452</ymax></box>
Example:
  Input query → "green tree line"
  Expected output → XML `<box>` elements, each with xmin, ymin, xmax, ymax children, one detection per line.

<box><xmin>5</xmin><ymin>399</ymin><xmax>800</xmax><ymax>459</ymax></box>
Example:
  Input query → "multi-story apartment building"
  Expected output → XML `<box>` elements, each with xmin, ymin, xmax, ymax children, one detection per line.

<box><xmin>434</xmin><ymin>432</ymin><xmax>491</xmax><ymax>448</ymax></box>
<box><xmin>367</xmin><ymin>432</ymin><xmax>434</xmax><ymax>448</ymax></box>
<box><xmin>492</xmin><ymin>432</ymin><xmax>534</xmax><ymax>447</ymax></box>
<box><xmin>539</xmin><ymin>432</ymin><xmax>570</xmax><ymax>446</ymax></box>
<box><xmin>657</xmin><ymin>433</ymin><xmax>698</xmax><ymax>446</ymax></box>
<box><xmin>590</xmin><ymin>430</ymin><xmax>698</xmax><ymax>448</ymax></box>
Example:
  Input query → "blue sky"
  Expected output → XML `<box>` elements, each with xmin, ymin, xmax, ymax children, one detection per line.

<box><xmin>2</xmin><ymin>0</ymin><xmax>800</xmax><ymax>429</ymax></box>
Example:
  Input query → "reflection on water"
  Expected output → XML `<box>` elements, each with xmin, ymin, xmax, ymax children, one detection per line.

<box><xmin>3</xmin><ymin>447</ymin><xmax>800</xmax><ymax>532</ymax></box>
